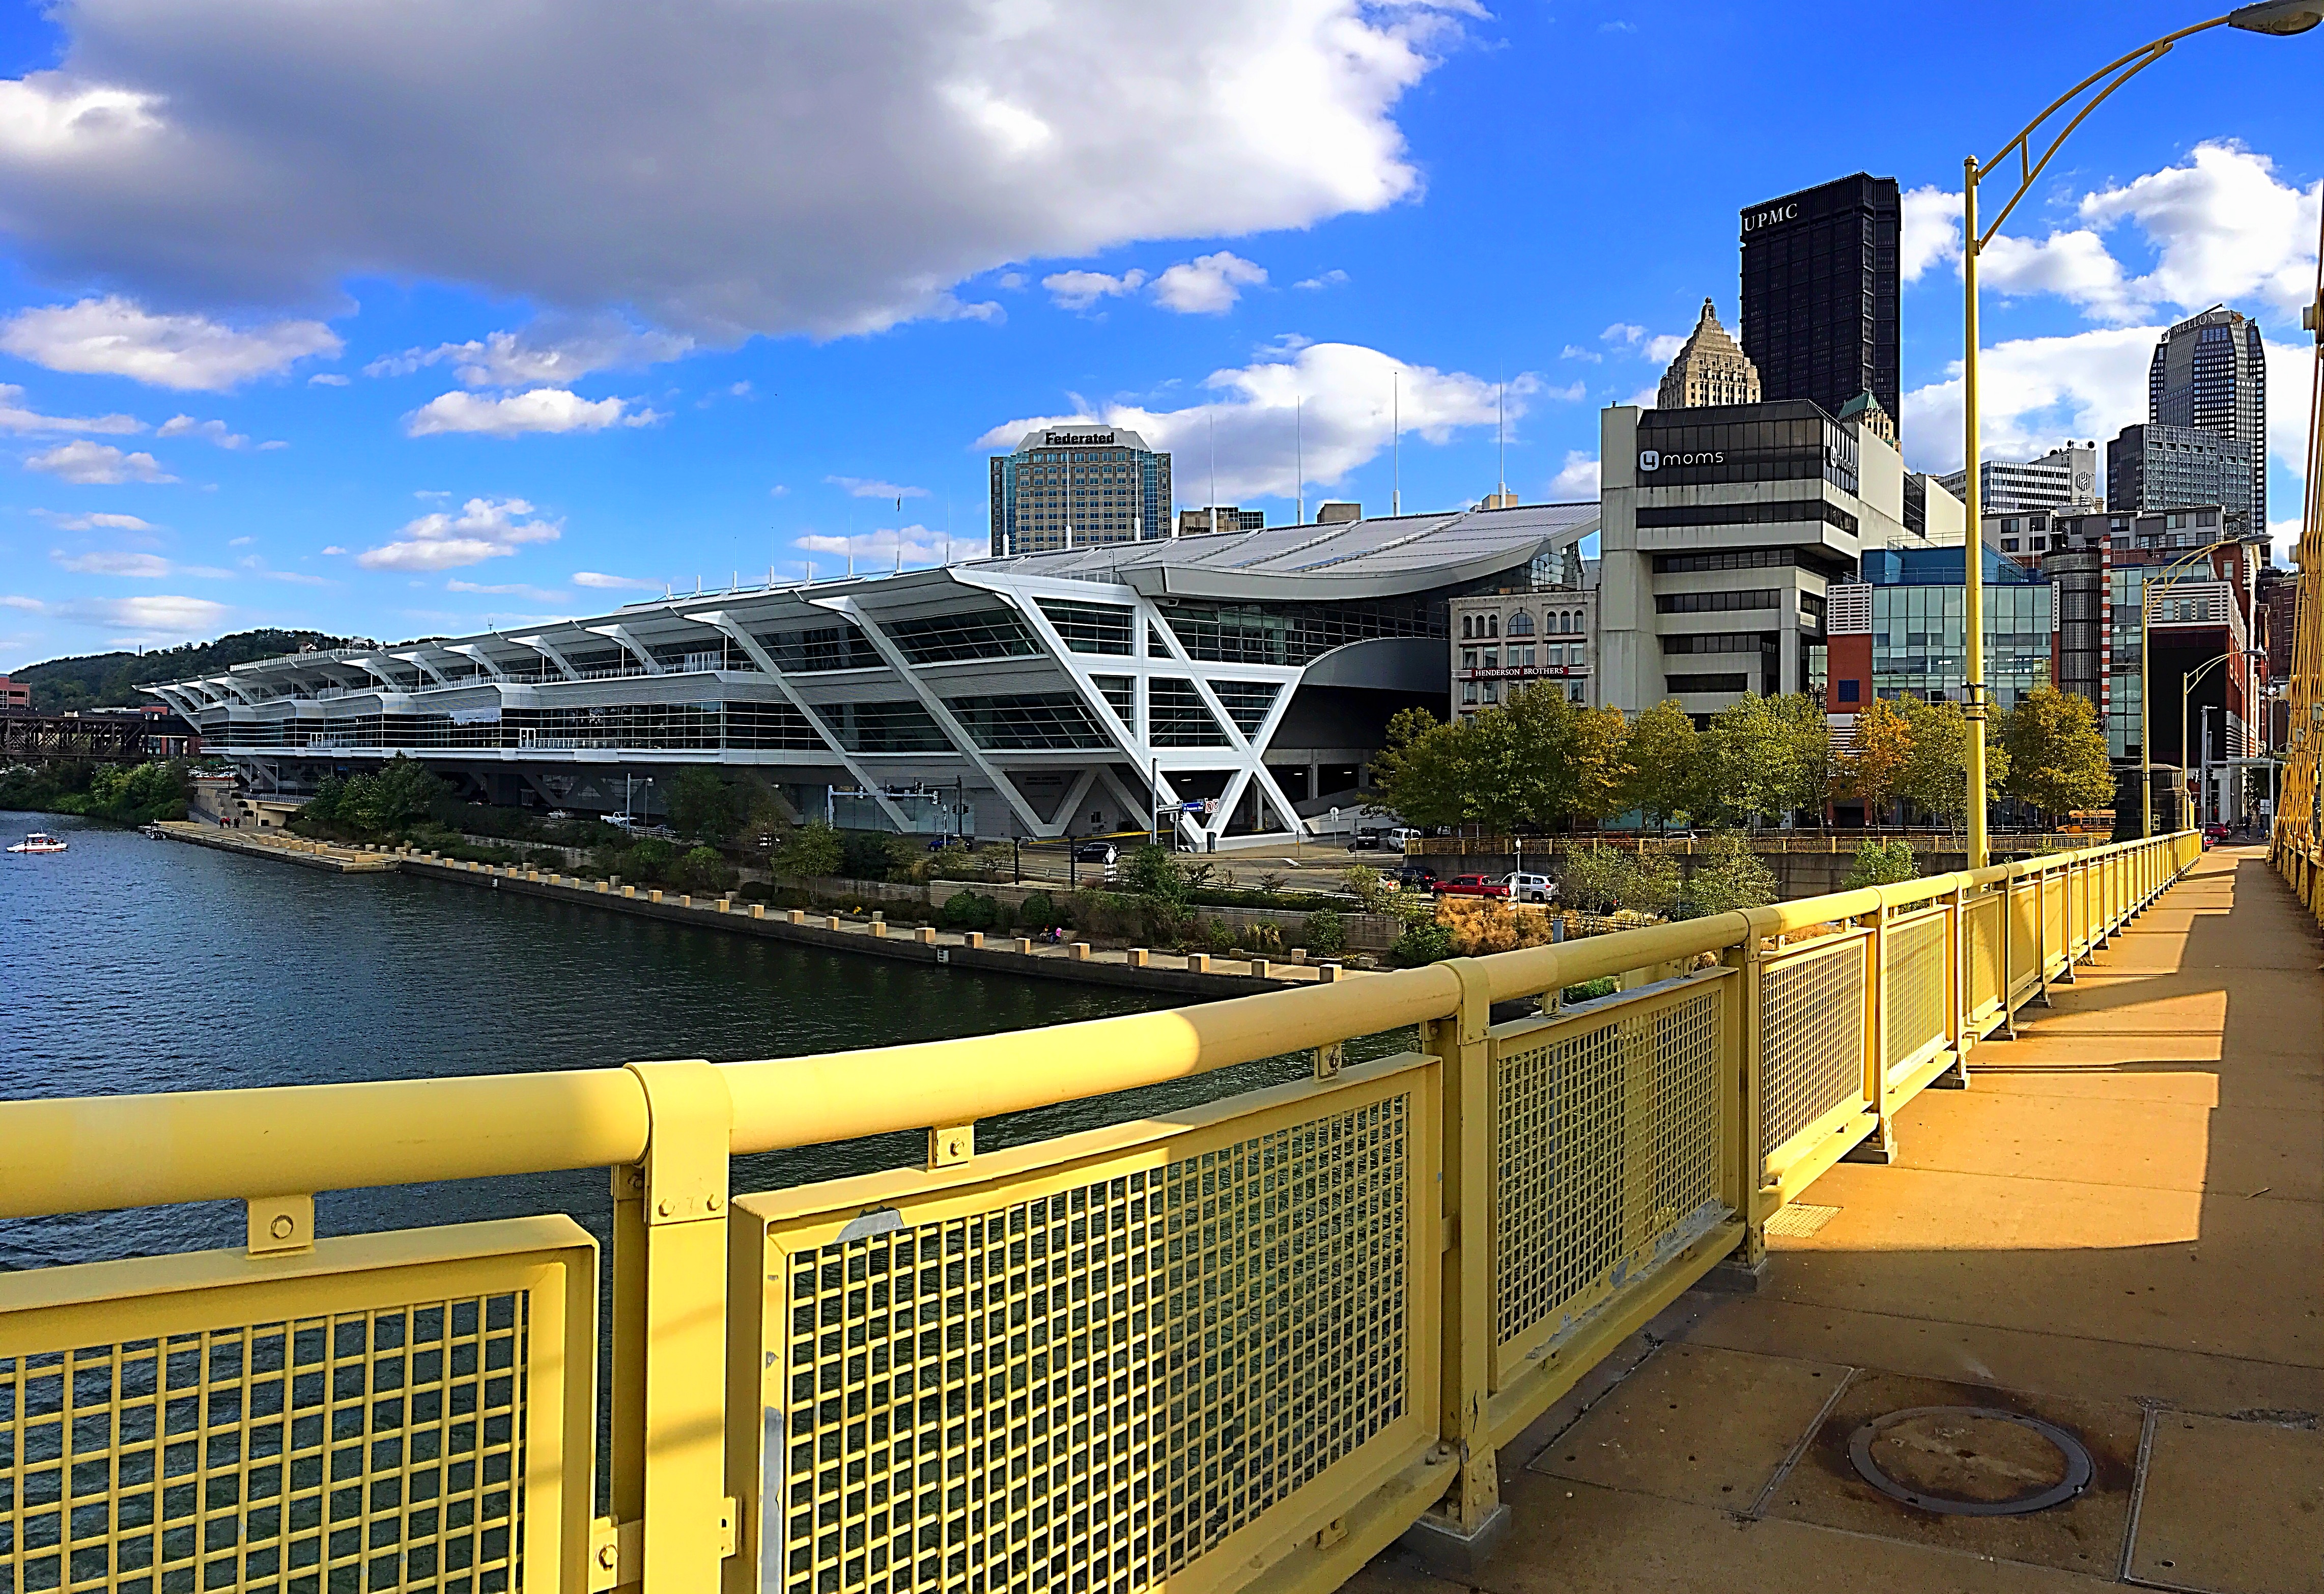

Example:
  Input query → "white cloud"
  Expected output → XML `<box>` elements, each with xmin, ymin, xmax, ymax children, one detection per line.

<box><xmin>825</xmin><ymin>475</ymin><xmax>928</xmax><ymax>499</ymax></box>
<box><xmin>1558</xmin><ymin>345</ymin><xmax>1602</xmax><ymax>363</ymax></box>
<box><xmin>1642</xmin><ymin>333</ymin><xmax>1685</xmax><ymax>363</ymax></box>
<box><xmin>355</xmin><ymin>496</ymin><xmax>561</xmax><ymax>570</ymax></box>
<box><xmin>33</xmin><ymin>509</ymin><xmax>154</xmax><ymax>532</ymax></box>
<box><xmin>1979</xmin><ymin>229</ymin><xmax>2136</xmax><ymax>321</ymax></box>
<box><xmin>320</xmin><ymin>545</ymin><xmax>346</xmax><ymax>555</ymax></box>
<box><xmin>446</xmin><ymin>577</ymin><xmax>565</xmax><ymax>601</ymax></box>
<box><xmin>1899</xmin><ymin>326</ymin><xmax>2161</xmax><ymax>478</ymax></box>
<box><xmin>2268</xmin><ymin>517</ymin><xmax>2302</xmax><ymax>569</ymax></box>
<box><xmin>157</xmin><ymin>413</ymin><xmax>250</xmax><ymax>449</ymax></box>
<box><xmin>0</xmin><ymin>382</ymin><xmax>142</xmax><ymax>434</ymax></box>
<box><xmin>1549</xmin><ymin>450</ymin><xmax>1599</xmax><ymax>498</ymax></box>
<box><xmin>1294</xmin><ymin>269</ymin><xmax>1349</xmax><ymax>290</ymax></box>
<box><xmin>980</xmin><ymin>341</ymin><xmax>1524</xmax><ymax>501</ymax></box>
<box><xmin>52</xmin><ymin>548</ymin><xmax>168</xmax><ymax>576</ymax></box>
<box><xmin>4</xmin><ymin>592</ymin><xmax>230</xmax><ymax>642</ymax></box>
<box><xmin>226</xmin><ymin>534</ymin><xmax>251</xmax><ymax>545</ymax></box>
<box><xmin>2079</xmin><ymin>143</ymin><xmax>2321</xmax><ymax>324</ymax></box>
<box><xmin>24</xmin><ymin>438</ymin><xmax>175</xmax><ymax>483</ymax></box>
<box><xmin>1602</xmin><ymin>323</ymin><xmax>1645</xmax><ymax>346</ymax></box>
<box><xmin>367</xmin><ymin>320</ymin><xmax>693</xmax><ymax>387</ymax></box>
<box><xmin>572</xmin><ymin>570</ymin><xmax>662</xmax><ymax>590</ymax></box>
<box><xmin>1900</xmin><ymin>184</ymin><xmax>1962</xmax><ymax>285</ymax></box>
<box><xmin>0</xmin><ymin>2</ymin><xmax>1465</xmax><ymax>339</ymax></box>
<box><xmin>308</xmin><ymin>372</ymin><xmax>350</xmax><ymax>386</ymax></box>
<box><xmin>1538</xmin><ymin>379</ymin><xmax>1587</xmax><ymax>403</ymax></box>
<box><xmin>404</xmin><ymin>387</ymin><xmax>659</xmax><ymax>437</ymax></box>
<box><xmin>259</xmin><ymin>568</ymin><xmax>331</xmax><ymax>586</ymax></box>
<box><xmin>1042</xmin><ymin>269</ymin><xmax>1145</xmax><ymax>311</ymax></box>
<box><xmin>795</xmin><ymin>523</ymin><xmax>965</xmax><ymax>568</ymax></box>
<box><xmin>1151</xmin><ymin>252</ymin><xmax>1267</xmax><ymax>314</ymax></box>
<box><xmin>0</xmin><ymin>296</ymin><xmax>339</xmax><ymax>389</ymax></box>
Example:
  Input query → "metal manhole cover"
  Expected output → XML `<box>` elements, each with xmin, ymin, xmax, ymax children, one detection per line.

<box><xmin>1847</xmin><ymin>1406</ymin><xmax>2093</xmax><ymax>1517</ymax></box>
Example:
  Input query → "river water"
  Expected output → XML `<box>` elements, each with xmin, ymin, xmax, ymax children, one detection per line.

<box><xmin>1</xmin><ymin>811</ymin><xmax>1400</xmax><ymax>1274</ymax></box>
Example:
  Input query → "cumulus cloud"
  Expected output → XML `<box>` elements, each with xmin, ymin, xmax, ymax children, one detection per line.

<box><xmin>1151</xmin><ymin>252</ymin><xmax>1268</xmax><ymax>314</ymax></box>
<box><xmin>404</xmin><ymin>388</ymin><xmax>660</xmax><ymax>437</ymax></box>
<box><xmin>0</xmin><ymin>296</ymin><xmax>339</xmax><ymax>389</ymax></box>
<box><xmin>795</xmin><ymin>523</ymin><xmax>963</xmax><ymax>569</ymax></box>
<box><xmin>308</xmin><ymin>372</ymin><xmax>350</xmax><ymax>386</ymax></box>
<box><xmin>24</xmin><ymin>438</ymin><xmax>175</xmax><ymax>483</ymax></box>
<box><xmin>0</xmin><ymin>2</ymin><xmax>1465</xmax><ymax>339</ymax></box>
<box><xmin>826</xmin><ymin>475</ymin><xmax>928</xmax><ymax>499</ymax></box>
<box><xmin>157</xmin><ymin>414</ymin><xmax>250</xmax><ymax>449</ymax></box>
<box><xmin>1549</xmin><ymin>451</ymin><xmax>1599</xmax><ymax>498</ymax></box>
<box><xmin>980</xmin><ymin>341</ymin><xmax>1524</xmax><ymax>502</ymax></box>
<box><xmin>0</xmin><ymin>382</ymin><xmax>143</xmax><ymax>435</ymax></box>
<box><xmin>1900</xmin><ymin>184</ymin><xmax>1963</xmax><ymax>285</ymax></box>
<box><xmin>355</xmin><ymin>496</ymin><xmax>561</xmax><ymax>570</ymax></box>
<box><xmin>572</xmin><ymin>570</ymin><xmax>663</xmax><ymax>591</ymax></box>
<box><xmin>1043</xmin><ymin>269</ymin><xmax>1145</xmax><ymax>310</ymax></box>
<box><xmin>367</xmin><ymin>320</ymin><xmax>694</xmax><ymax>387</ymax></box>
<box><xmin>1900</xmin><ymin>327</ymin><xmax>2162</xmax><ymax>478</ymax></box>
<box><xmin>1294</xmin><ymin>269</ymin><xmax>1348</xmax><ymax>290</ymax></box>
<box><xmin>34</xmin><ymin>509</ymin><xmax>155</xmax><ymax>532</ymax></box>
<box><xmin>3</xmin><ymin>591</ymin><xmax>231</xmax><ymax>643</ymax></box>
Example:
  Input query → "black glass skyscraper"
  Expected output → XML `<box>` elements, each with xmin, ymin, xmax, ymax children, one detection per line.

<box><xmin>1738</xmin><ymin>174</ymin><xmax>1902</xmax><ymax>428</ymax></box>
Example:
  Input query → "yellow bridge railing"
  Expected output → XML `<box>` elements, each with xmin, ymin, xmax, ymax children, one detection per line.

<box><xmin>0</xmin><ymin>831</ymin><xmax>2204</xmax><ymax>1593</ymax></box>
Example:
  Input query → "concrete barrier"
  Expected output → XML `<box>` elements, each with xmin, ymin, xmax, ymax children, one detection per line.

<box><xmin>1126</xmin><ymin>948</ymin><xmax>1150</xmax><ymax>968</ymax></box>
<box><xmin>916</xmin><ymin>926</ymin><xmax>937</xmax><ymax>944</ymax></box>
<box><xmin>1187</xmin><ymin>954</ymin><xmax>1211</xmax><ymax>973</ymax></box>
<box><xmin>1068</xmin><ymin>942</ymin><xmax>1090</xmax><ymax>961</ymax></box>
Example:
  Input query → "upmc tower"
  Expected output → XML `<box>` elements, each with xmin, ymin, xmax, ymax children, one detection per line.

<box><xmin>1738</xmin><ymin>173</ymin><xmax>1903</xmax><ymax>428</ymax></box>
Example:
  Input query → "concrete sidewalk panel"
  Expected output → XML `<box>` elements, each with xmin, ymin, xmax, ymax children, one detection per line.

<box><xmin>1527</xmin><ymin>1344</ymin><xmax>1849</xmax><ymax>1510</ymax></box>
<box><xmin>2126</xmin><ymin>1412</ymin><xmax>2324</xmax><ymax>1594</ymax></box>
<box><xmin>1765</xmin><ymin>1370</ymin><xmax>2141</xmax><ymax>1576</ymax></box>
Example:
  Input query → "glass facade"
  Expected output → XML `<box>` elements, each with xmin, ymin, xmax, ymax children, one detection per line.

<box><xmin>989</xmin><ymin>429</ymin><xmax>1173</xmax><ymax>556</ymax></box>
<box><xmin>811</xmin><ymin>700</ymin><xmax>950</xmax><ymax>753</ymax></box>
<box><xmin>941</xmin><ymin>693</ymin><xmax>1111</xmax><ymax>751</ymax></box>
<box><xmin>1634</xmin><ymin>402</ymin><xmax>1858</xmax><ymax>495</ymax></box>
<box><xmin>1738</xmin><ymin>173</ymin><xmax>1902</xmax><ymax>423</ymax></box>
<box><xmin>1035</xmin><ymin>598</ymin><xmax>1135</xmax><ymax>655</ymax></box>
<box><xmin>885</xmin><ymin>608</ymin><xmax>1040</xmax><ymax>666</ymax></box>
<box><xmin>1161</xmin><ymin>597</ymin><xmax>1440</xmax><ymax>666</ymax></box>
<box><xmin>1869</xmin><ymin>585</ymin><xmax>2053</xmax><ymax>709</ymax></box>
<box><xmin>1636</xmin><ymin>499</ymin><xmax>1859</xmax><ymax>535</ymax></box>
<box><xmin>1148</xmin><ymin>678</ymin><xmax>1229</xmax><ymax>745</ymax></box>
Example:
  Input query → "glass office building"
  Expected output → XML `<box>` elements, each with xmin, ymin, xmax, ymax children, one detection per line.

<box><xmin>1825</xmin><ymin>545</ymin><xmax>2055</xmax><ymax>714</ymax></box>
<box><xmin>1738</xmin><ymin>173</ymin><xmax>1903</xmax><ymax>426</ymax></box>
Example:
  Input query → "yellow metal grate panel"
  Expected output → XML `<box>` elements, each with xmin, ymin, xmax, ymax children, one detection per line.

<box><xmin>2042</xmin><ymin>875</ymin><xmax>2067</xmax><ymax>976</ymax></box>
<box><xmin>1493</xmin><ymin>984</ymin><xmax>1724</xmax><ymax>1357</ymax></box>
<box><xmin>1966</xmin><ymin>894</ymin><xmax>2004</xmax><ymax>1018</ymax></box>
<box><xmin>1883</xmin><ymin>912</ymin><xmax>1948</xmax><ymax>1078</ymax></box>
<box><xmin>767</xmin><ymin>1090</ymin><xmax>1415</xmax><ymax>1594</ymax></box>
<box><xmin>1759</xmin><ymin>937</ymin><xmax>1867</xmax><ymax>1162</ymax></box>
<box><xmin>2008</xmin><ymin>885</ymin><xmax>2041</xmax><ymax>996</ymax></box>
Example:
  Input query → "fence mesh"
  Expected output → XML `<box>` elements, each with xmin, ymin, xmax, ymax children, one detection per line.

<box><xmin>768</xmin><ymin>1091</ymin><xmax>1414</xmax><ymax>1594</ymax></box>
<box><xmin>1759</xmin><ymin>940</ymin><xmax>1867</xmax><ymax>1159</ymax></box>
<box><xmin>1883</xmin><ymin>913</ymin><xmax>1949</xmax><ymax>1077</ymax></box>
<box><xmin>2</xmin><ymin>1294</ymin><xmax>529</xmax><ymax>1594</ymax></box>
<box><xmin>1493</xmin><ymin>986</ymin><xmax>1724</xmax><ymax>1353</ymax></box>
<box><xmin>1966</xmin><ymin>894</ymin><xmax>2004</xmax><ymax>1019</ymax></box>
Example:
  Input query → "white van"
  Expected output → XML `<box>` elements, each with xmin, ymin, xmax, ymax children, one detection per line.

<box><xmin>1503</xmin><ymin>872</ymin><xmax>1557</xmax><ymax>904</ymax></box>
<box><xmin>1382</xmin><ymin>826</ymin><xmax>1424</xmax><ymax>852</ymax></box>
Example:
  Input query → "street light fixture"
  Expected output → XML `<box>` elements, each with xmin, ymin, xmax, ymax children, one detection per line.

<box><xmin>1956</xmin><ymin>8</ymin><xmax>2314</xmax><ymax>867</ymax></box>
<box><xmin>2140</xmin><ymin>538</ymin><xmax>2242</xmax><ymax>836</ymax></box>
<box><xmin>2180</xmin><ymin>649</ymin><xmax>2248</xmax><ymax>826</ymax></box>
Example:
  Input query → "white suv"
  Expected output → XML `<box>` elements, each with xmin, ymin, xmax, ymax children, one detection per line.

<box><xmin>1504</xmin><ymin>872</ymin><xmax>1557</xmax><ymax>904</ymax></box>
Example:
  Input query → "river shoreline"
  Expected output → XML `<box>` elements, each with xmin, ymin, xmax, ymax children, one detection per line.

<box><xmin>155</xmin><ymin>822</ymin><xmax>1348</xmax><ymax>996</ymax></box>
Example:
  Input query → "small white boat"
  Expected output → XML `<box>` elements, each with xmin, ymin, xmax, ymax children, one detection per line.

<box><xmin>7</xmin><ymin>831</ymin><xmax>68</xmax><ymax>853</ymax></box>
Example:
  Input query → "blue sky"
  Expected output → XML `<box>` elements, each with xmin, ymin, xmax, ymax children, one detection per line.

<box><xmin>0</xmin><ymin>0</ymin><xmax>2316</xmax><ymax>668</ymax></box>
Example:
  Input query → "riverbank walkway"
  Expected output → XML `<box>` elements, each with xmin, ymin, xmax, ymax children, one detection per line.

<box><xmin>1352</xmin><ymin>844</ymin><xmax>2321</xmax><ymax>1593</ymax></box>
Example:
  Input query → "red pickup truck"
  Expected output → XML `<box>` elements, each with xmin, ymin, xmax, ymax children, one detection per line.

<box><xmin>1431</xmin><ymin>874</ymin><xmax>1510</xmax><ymax>900</ymax></box>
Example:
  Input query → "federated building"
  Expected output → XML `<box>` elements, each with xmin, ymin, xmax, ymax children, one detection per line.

<box><xmin>149</xmin><ymin>504</ymin><xmax>1598</xmax><ymax>846</ymax></box>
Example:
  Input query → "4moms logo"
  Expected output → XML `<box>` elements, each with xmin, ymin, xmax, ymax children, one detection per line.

<box><xmin>1638</xmin><ymin>448</ymin><xmax>1723</xmax><ymax>472</ymax></box>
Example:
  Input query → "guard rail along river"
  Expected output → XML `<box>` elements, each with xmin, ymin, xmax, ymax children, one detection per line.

<box><xmin>0</xmin><ymin>828</ymin><xmax>2204</xmax><ymax>1594</ymax></box>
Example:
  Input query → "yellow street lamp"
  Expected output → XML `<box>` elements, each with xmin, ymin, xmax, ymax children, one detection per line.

<box><xmin>1957</xmin><ymin>2</ymin><xmax>2318</xmax><ymax>866</ymax></box>
<box><xmin>2140</xmin><ymin>538</ymin><xmax>2241</xmax><ymax>835</ymax></box>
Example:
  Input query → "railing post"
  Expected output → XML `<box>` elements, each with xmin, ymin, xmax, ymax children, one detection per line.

<box><xmin>1726</xmin><ymin>933</ymin><xmax>1768</xmax><ymax>1267</ymax></box>
<box><xmin>1409</xmin><ymin>957</ymin><xmax>1508</xmax><ymax>1562</ymax></box>
<box><xmin>1937</xmin><ymin>882</ymin><xmax>1970</xmax><ymax>1087</ymax></box>
<box><xmin>619</xmin><ymin>1060</ymin><xmax>736</xmax><ymax>1591</ymax></box>
<box><xmin>1844</xmin><ymin>899</ymin><xmax>1897</xmax><ymax>1162</ymax></box>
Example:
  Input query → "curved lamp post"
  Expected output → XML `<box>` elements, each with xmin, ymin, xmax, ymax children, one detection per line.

<box><xmin>2180</xmin><ymin>648</ymin><xmax>2249</xmax><ymax>827</ymax></box>
<box><xmin>2140</xmin><ymin>538</ymin><xmax>2242</xmax><ymax>835</ymax></box>
<box><xmin>1957</xmin><ymin>2</ymin><xmax>2320</xmax><ymax>866</ymax></box>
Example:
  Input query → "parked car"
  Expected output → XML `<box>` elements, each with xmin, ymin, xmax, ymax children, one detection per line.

<box><xmin>1382</xmin><ymin>826</ymin><xmax>1423</xmax><ymax>851</ymax></box>
<box><xmin>1345</xmin><ymin>830</ymin><xmax>1383</xmax><ymax>851</ymax></box>
<box><xmin>1072</xmin><ymin>840</ymin><xmax>1118</xmax><ymax>864</ymax></box>
<box><xmin>1432</xmin><ymin>874</ymin><xmax>1509</xmax><ymax>900</ymax></box>
<box><xmin>1503</xmin><ymin>872</ymin><xmax>1557</xmax><ymax>904</ymax></box>
<box><xmin>2201</xmin><ymin>824</ymin><xmax>2231</xmax><ymax>844</ymax></box>
<box><xmin>1397</xmin><ymin>865</ymin><xmax>1438</xmax><ymax>891</ymax></box>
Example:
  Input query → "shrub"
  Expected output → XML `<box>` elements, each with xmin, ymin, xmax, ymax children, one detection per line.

<box><xmin>1016</xmin><ymin>891</ymin><xmax>1059</xmax><ymax>933</ymax></box>
<box><xmin>774</xmin><ymin>820</ymin><xmax>842</xmax><ymax>878</ymax></box>
<box><xmin>1301</xmin><ymin>908</ymin><xmax>1348</xmax><ymax>957</ymax></box>
<box><xmin>1202</xmin><ymin>917</ymin><xmax>1236</xmax><ymax>954</ymax></box>
<box><xmin>627</xmin><ymin>837</ymin><xmax>677</xmax><ymax>881</ymax></box>
<box><xmin>1843</xmin><ymin>837</ymin><xmax>1918</xmax><ymax>890</ymax></box>
<box><xmin>938</xmin><ymin>890</ymin><xmax>1001</xmax><ymax>932</ymax></box>
<box><xmin>840</xmin><ymin>830</ymin><xmax>901</xmax><ymax>882</ymax></box>
<box><xmin>1436</xmin><ymin>899</ymin><xmax>1556</xmax><ymax>956</ymax></box>
<box><xmin>1390</xmin><ymin>918</ymin><xmax>1455</xmax><ymax>966</ymax></box>
<box><xmin>1341</xmin><ymin>864</ymin><xmax>1391</xmax><ymax>913</ymax></box>
<box><xmin>676</xmin><ymin>845</ymin><xmax>737</xmax><ymax>893</ymax></box>
<box><xmin>1687</xmin><ymin>830</ymin><xmax>1778</xmax><ymax>914</ymax></box>
<box><xmin>1561</xmin><ymin>976</ymin><xmax>1619</xmax><ymax>1003</ymax></box>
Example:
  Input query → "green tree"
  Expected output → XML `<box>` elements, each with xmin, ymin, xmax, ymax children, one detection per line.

<box><xmin>1618</xmin><ymin>700</ymin><xmax>1708</xmax><ymax>829</ymax></box>
<box><xmin>1557</xmin><ymin>844</ymin><xmax>1628</xmax><ymax>913</ymax></box>
<box><xmin>1686</xmin><ymin>830</ymin><xmax>1778</xmax><ymax>914</ymax></box>
<box><xmin>1843</xmin><ymin>838</ymin><xmax>1918</xmax><ymax>889</ymax></box>
<box><xmin>669</xmin><ymin>765</ymin><xmax>741</xmax><ymax>842</ymax></box>
<box><xmin>2001</xmin><ymin>684</ymin><xmax>2115</xmax><ymax>822</ymax></box>
<box><xmin>1896</xmin><ymin>698</ymin><xmax>2010</xmax><ymax>830</ymax></box>
<box><xmin>773</xmin><ymin>820</ymin><xmax>842</xmax><ymax>877</ymax></box>
<box><xmin>1707</xmin><ymin>694</ymin><xmax>1830</xmax><ymax>827</ymax></box>
<box><xmin>1367</xmin><ymin>707</ymin><xmax>1473</xmax><ymax>829</ymax></box>
<box><xmin>1837</xmin><ymin>698</ymin><xmax>1914</xmax><ymax>824</ymax></box>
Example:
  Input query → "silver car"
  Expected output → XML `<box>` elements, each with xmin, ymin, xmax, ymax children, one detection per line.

<box><xmin>1503</xmin><ymin>872</ymin><xmax>1557</xmax><ymax>904</ymax></box>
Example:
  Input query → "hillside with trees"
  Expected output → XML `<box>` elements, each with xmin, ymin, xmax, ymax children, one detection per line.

<box><xmin>8</xmin><ymin>629</ymin><xmax>359</xmax><ymax>712</ymax></box>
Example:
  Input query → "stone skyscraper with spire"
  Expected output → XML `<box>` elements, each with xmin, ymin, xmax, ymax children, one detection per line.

<box><xmin>1656</xmin><ymin>299</ymin><xmax>1761</xmax><ymax>409</ymax></box>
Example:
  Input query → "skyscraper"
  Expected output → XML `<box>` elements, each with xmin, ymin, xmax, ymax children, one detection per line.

<box><xmin>2146</xmin><ymin>306</ymin><xmax>2267</xmax><ymax>524</ymax></box>
<box><xmin>1655</xmin><ymin>299</ymin><xmax>1761</xmax><ymax>409</ymax></box>
<box><xmin>1738</xmin><ymin>173</ymin><xmax>1902</xmax><ymax>427</ymax></box>
<box><xmin>989</xmin><ymin>427</ymin><xmax>1172</xmax><ymax>556</ymax></box>
<box><xmin>2106</xmin><ymin>423</ymin><xmax>2255</xmax><ymax>518</ymax></box>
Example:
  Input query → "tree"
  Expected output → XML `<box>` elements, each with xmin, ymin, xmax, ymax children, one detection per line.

<box><xmin>1707</xmin><ymin>694</ymin><xmax>1829</xmax><ymax>827</ymax></box>
<box><xmin>669</xmin><ymin>765</ymin><xmax>741</xmax><ymax>842</ymax></box>
<box><xmin>1895</xmin><ymin>698</ymin><xmax>2010</xmax><ymax>830</ymax></box>
<box><xmin>2001</xmin><ymin>685</ymin><xmax>2115</xmax><ymax>821</ymax></box>
<box><xmin>1569</xmin><ymin>705</ymin><xmax>1635</xmax><ymax>823</ymax></box>
<box><xmin>1686</xmin><ymin>830</ymin><xmax>1777</xmax><ymax>914</ymax></box>
<box><xmin>1837</xmin><ymin>698</ymin><xmax>1913</xmax><ymax>824</ymax></box>
<box><xmin>773</xmin><ymin>820</ymin><xmax>841</xmax><ymax>877</ymax></box>
<box><xmin>1843</xmin><ymin>838</ymin><xmax>1918</xmax><ymax>889</ymax></box>
<box><xmin>1367</xmin><ymin>707</ymin><xmax>1473</xmax><ymax>829</ymax></box>
<box><xmin>1619</xmin><ymin>700</ymin><xmax>1708</xmax><ymax>830</ymax></box>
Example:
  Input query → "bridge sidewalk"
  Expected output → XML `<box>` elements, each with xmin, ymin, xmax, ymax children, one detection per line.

<box><xmin>1349</xmin><ymin>846</ymin><xmax>2322</xmax><ymax>1594</ymax></box>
